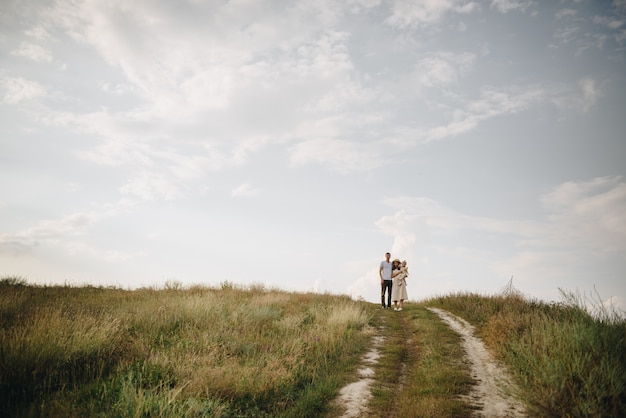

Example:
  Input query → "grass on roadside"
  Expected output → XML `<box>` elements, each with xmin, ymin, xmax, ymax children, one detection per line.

<box><xmin>0</xmin><ymin>277</ymin><xmax>372</xmax><ymax>418</ymax></box>
<box><xmin>425</xmin><ymin>286</ymin><xmax>626</xmax><ymax>417</ymax></box>
<box><xmin>3</xmin><ymin>275</ymin><xmax>624</xmax><ymax>417</ymax></box>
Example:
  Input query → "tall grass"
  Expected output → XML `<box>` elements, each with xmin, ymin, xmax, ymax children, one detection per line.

<box><xmin>0</xmin><ymin>278</ymin><xmax>370</xmax><ymax>417</ymax></box>
<box><xmin>426</xmin><ymin>284</ymin><xmax>626</xmax><ymax>417</ymax></box>
<box><xmin>4</xmin><ymin>275</ymin><xmax>623</xmax><ymax>417</ymax></box>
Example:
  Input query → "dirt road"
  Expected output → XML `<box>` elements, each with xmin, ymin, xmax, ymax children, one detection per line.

<box><xmin>334</xmin><ymin>307</ymin><xmax>527</xmax><ymax>417</ymax></box>
<box><xmin>428</xmin><ymin>308</ymin><xmax>527</xmax><ymax>417</ymax></box>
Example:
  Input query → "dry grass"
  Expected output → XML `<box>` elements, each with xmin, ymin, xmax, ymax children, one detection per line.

<box><xmin>4</xmin><ymin>276</ymin><xmax>622</xmax><ymax>417</ymax></box>
<box><xmin>0</xmin><ymin>278</ymin><xmax>370</xmax><ymax>417</ymax></box>
<box><xmin>425</xmin><ymin>286</ymin><xmax>626</xmax><ymax>417</ymax></box>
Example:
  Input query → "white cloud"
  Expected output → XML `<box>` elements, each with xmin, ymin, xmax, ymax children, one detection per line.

<box><xmin>42</xmin><ymin>0</ymin><xmax>355</xmax><ymax>121</ymax></box>
<box><xmin>119</xmin><ymin>172</ymin><xmax>185</xmax><ymax>201</ymax></box>
<box><xmin>27</xmin><ymin>0</ymin><xmax>379</xmax><ymax>181</ymax></box>
<box><xmin>593</xmin><ymin>15</ymin><xmax>624</xmax><ymax>30</ymax></box>
<box><xmin>538</xmin><ymin>176</ymin><xmax>626</xmax><ymax>253</ymax></box>
<box><xmin>381</xmin><ymin>177</ymin><xmax>626</xmax><ymax>255</ymax></box>
<box><xmin>375</xmin><ymin>176</ymin><xmax>626</xmax><ymax>301</ymax></box>
<box><xmin>386</xmin><ymin>0</ymin><xmax>478</xmax><ymax>28</ymax></box>
<box><xmin>11</xmin><ymin>41</ymin><xmax>53</xmax><ymax>62</ymax></box>
<box><xmin>556</xmin><ymin>8</ymin><xmax>578</xmax><ymax>21</ymax></box>
<box><xmin>100</xmin><ymin>82</ymin><xmax>134</xmax><ymax>96</ymax></box>
<box><xmin>25</xmin><ymin>25</ymin><xmax>52</xmax><ymax>41</ymax></box>
<box><xmin>579</xmin><ymin>77</ymin><xmax>600</xmax><ymax>111</ymax></box>
<box><xmin>422</xmin><ymin>86</ymin><xmax>544</xmax><ymax>142</ymax></box>
<box><xmin>414</xmin><ymin>52</ymin><xmax>477</xmax><ymax>88</ymax></box>
<box><xmin>551</xmin><ymin>77</ymin><xmax>603</xmax><ymax>112</ymax></box>
<box><xmin>289</xmin><ymin>81</ymin><xmax>550</xmax><ymax>170</ymax></box>
<box><xmin>2</xmin><ymin>0</ymin><xmax>624</xmax><ymax>306</ymax></box>
<box><xmin>345</xmin><ymin>0</ymin><xmax>382</xmax><ymax>12</ymax></box>
<box><xmin>490</xmin><ymin>0</ymin><xmax>534</xmax><ymax>14</ymax></box>
<box><xmin>231</xmin><ymin>183</ymin><xmax>260</xmax><ymax>198</ymax></box>
<box><xmin>1</xmin><ymin>76</ymin><xmax>47</xmax><ymax>104</ymax></box>
<box><xmin>0</xmin><ymin>212</ymin><xmax>102</xmax><ymax>254</ymax></box>
<box><xmin>289</xmin><ymin>138</ymin><xmax>392</xmax><ymax>172</ymax></box>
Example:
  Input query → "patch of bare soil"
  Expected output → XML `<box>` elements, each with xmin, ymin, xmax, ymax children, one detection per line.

<box><xmin>428</xmin><ymin>308</ymin><xmax>527</xmax><ymax>418</ymax></box>
<box><xmin>334</xmin><ymin>335</ymin><xmax>384</xmax><ymax>418</ymax></box>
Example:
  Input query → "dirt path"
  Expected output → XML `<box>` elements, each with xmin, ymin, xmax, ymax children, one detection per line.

<box><xmin>334</xmin><ymin>335</ymin><xmax>384</xmax><ymax>418</ymax></box>
<box><xmin>428</xmin><ymin>308</ymin><xmax>527</xmax><ymax>417</ymax></box>
<box><xmin>334</xmin><ymin>307</ymin><xmax>527</xmax><ymax>417</ymax></box>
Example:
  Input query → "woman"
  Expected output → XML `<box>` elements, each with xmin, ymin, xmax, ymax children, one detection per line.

<box><xmin>390</xmin><ymin>259</ymin><xmax>409</xmax><ymax>311</ymax></box>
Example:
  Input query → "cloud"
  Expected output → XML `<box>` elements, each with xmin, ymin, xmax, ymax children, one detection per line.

<box><xmin>23</xmin><ymin>1</ymin><xmax>377</xmax><ymax>182</ymax></box>
<box><xmin>552</xmin><ymin>3</ymin><xmax>626</xmax><ymax>52</ymax></box>
<box><xmin>385</xmin><ymin>0</ymin><xmax>478</xmax><ymax>29</ymax></box>
<box><xmin>42</xmin><ymin>0</ymin><xmax>354</xmax><ymax>119</ymax></box>
<box><xmin>414</xmin><ymin>52</ymin><xmax>477</xmax><ymax>88</ymax></box>
<box><xmin>290</xmin><ymin>81</ymin><xmax>551</xmax><ymax>170</ymax></box>
<box><xmin>0</xmin><ymin>212</ymin><xmax>102</xmax><ymax>255</ymax></box>
<box><xmin>556</xmin><ymin>8</ymin><xmax>578</xmax><ymax>21</ymax></box>
<box><xmin>579</xmin><ymin>77</ymin><xmax>601</xmax><ymax>111</ymax></box>
<box><xmin>490</xmin><ymin>0</ymin><xmax>535</xmax><ymax>14</ymax></box>
<box><xmin>551</xmin><ymin>77</ymin><xmax>603</xmax><ymax>112</ymax></box>
<box><xmin>231</xmin><ymin>183</ymin><xmax>260</xmax><ymax>198</ymax></box>
<box><xmin>538</xmin><ymin>176</ymin><xmax>626</xmax><ymax>253</ymax></box>
<box><xmin>374</xmin><ymin>176</ymin><xmax>626</xmax><ymax>301</ymax></box>
<box><xmin>25</xmin><ymin>25</ymin><xmax>52</xmax><ymax>41</ymax></box>
<box><xmin>11</xmin><ymin>41</ymin><xmax>53</xmax><ymax>62</ymax></box>
<box><xmin>12</xmin><ymin>0</ymin><xmax>542</xmax><ymax>179</ymax></box>
<box><xmin>422</xmin><ymin>86</ymin><xmax>544</xmax><ymax>142</ymax></box>
<box><xmin>381</xmin><ymin>176</ymin><xmax>626</xmax><ymax>255</ymax></box>
<box><xmin>1</xmin><ymin>76</ymin><xmax>47</xmax><ymax>104</ymax></box>
<box><xmin>119</xmin><ymin>172</ymin><xmax>185</xmax><ymax>201</ymax></box>
<box><xmin>593</xmin><ymin>15</ymin><xmax>624</xmax><ymax>30</ymax></box>
<box><xmin>289</xmin><ymin>137</ymin><xmax>393</xmax><ymax>172</ymax></box>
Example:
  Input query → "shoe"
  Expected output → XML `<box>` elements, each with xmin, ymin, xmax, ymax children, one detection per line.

<box><xmin>394</xmin><ymin>307</ymin><xmax>399</xmax><ymax>311</ymax></box>
<box><xmin>398</xmin><ymin>308</ymin><xmax>403</xmax><ymax>311</ymax></box>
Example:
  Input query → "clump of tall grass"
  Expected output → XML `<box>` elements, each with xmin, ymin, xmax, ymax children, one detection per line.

<box><xmin>0</xmin><ymin>278</ymin><xmax>370</xmax><ymax>417</ymax></box>
<box><xmin>427</xmin><ymin>282</ymin><xmax>626</xmax><ymax>417</ymax></box>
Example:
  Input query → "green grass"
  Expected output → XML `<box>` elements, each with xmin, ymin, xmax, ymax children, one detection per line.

<box><xmin>0</xmin><ymin>278</ymin><xmax>370</xmax><ymax>417</ymax></box>
<box><xmin>425</xmin><ymin>287</ymin><xmax>626</xmax><ymax>417</ymax></box>
<box><xmin>2</xmin><ymin>276</ymin><xmax>624</xmax><ymax>417</ymax></box>
<box><xmin>366</xmin><ymin>305</ymin><xmax>474</xmax><ymax>418</ymax></box>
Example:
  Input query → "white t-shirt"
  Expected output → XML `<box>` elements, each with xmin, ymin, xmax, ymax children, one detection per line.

<box><xmin>380</xmin><ymin>260</ymin><xmax>392</xmax><ymax>281</ymax></box>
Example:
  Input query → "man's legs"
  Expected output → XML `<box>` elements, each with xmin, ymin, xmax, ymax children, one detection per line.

<box><xmin>381</xmin><ymin>280</ymin><xmax>392</xmax><ymax>308</ymax></box>
<box><xmin>381</xmin><ymin>282</ymin><xmax>387</xmax><ymax>308</ymax></box>
<box><xmin>381</xmin><ymin>280</ymin><xmax>391</xmax><ymax>308</ymax></box>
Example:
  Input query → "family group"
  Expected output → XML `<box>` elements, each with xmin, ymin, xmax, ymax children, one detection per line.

<box><xmin>379</xmin><ymin>252</ymin><xmax>409</xmax><ymax>311</ymax></box>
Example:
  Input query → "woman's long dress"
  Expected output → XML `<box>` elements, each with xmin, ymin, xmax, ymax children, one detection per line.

<box><xmin>391</xmin><ymin>269</ymin><xmax>408</xmax><ymax>302</ymax></box>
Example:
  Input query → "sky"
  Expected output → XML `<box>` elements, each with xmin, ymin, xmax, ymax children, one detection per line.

<box><xmin>1</xmin><ymin>0</ymin><xmax>625</xmax><ymax>311</ymax></box>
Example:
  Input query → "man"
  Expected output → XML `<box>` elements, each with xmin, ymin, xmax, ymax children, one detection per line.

<box><xmin>379</xmin><ymin>252</ymin><xmax>393</xmax><ymax>309</ymax></box>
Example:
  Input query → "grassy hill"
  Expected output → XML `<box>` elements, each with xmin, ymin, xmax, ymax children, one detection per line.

<box><xmin>1</xmin><ymin>277</ymin><xmax>624</xmax><ymax>417</ymax></box>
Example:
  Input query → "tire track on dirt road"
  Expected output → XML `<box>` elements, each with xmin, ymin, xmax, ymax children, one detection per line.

<box><xmin>334</xmin><ymin>307</ymin><xmax>527</xmax><ymax>417</ymax></box>
<box><xmin>428</xmin><ymin>308</ymin><xmax>527</xmax><ymax>417</ymax></box>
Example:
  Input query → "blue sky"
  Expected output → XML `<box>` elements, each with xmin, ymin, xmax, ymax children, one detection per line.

<box><xmin>1</xmin><ymin>0</ymin><xmax>625</xmax><ymax>311</ymax></box>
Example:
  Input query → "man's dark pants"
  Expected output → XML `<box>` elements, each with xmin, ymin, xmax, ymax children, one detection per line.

<box><xmin>381</xmin><ymin>279</ymin><xmax>392</xmax><ymax>308</ymax></box>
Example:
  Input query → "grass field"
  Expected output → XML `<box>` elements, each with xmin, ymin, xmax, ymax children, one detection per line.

<box><xmin>1</xmin><ymin>276</ymin><xmax>624</xmax><ymax>417</ymax></box>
